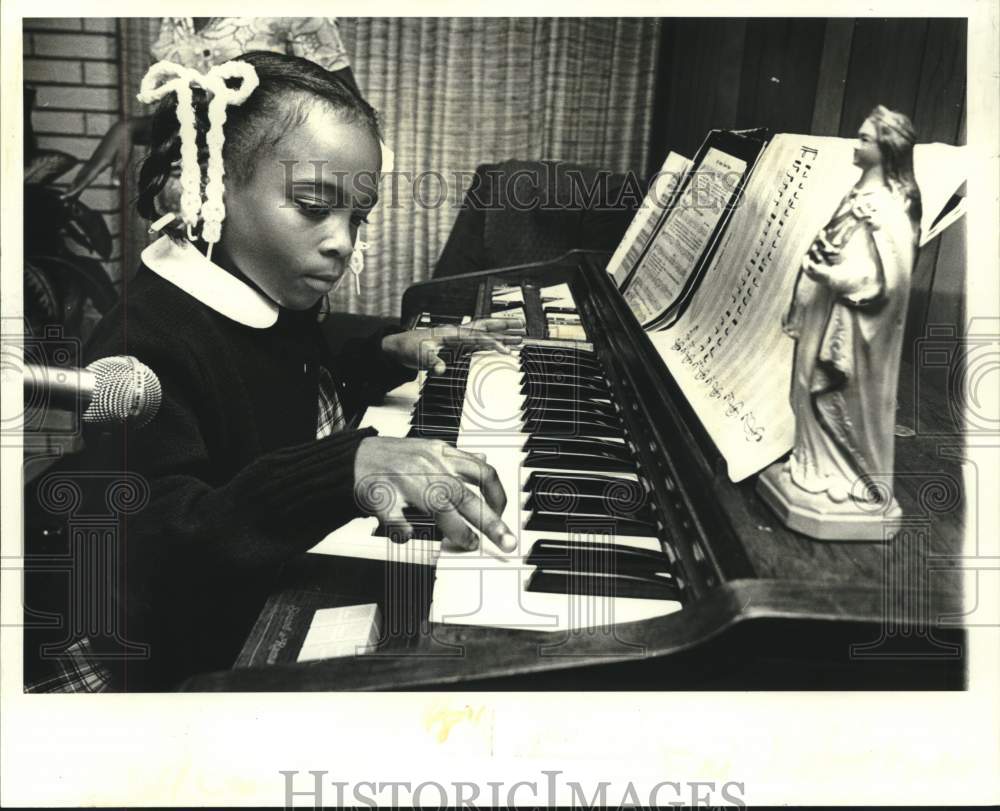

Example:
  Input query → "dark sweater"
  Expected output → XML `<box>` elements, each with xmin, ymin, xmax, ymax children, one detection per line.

<box><xmin>52</xmin><ymin>263</ymin><xmax>414</xmax><ymax>690</ymax></box>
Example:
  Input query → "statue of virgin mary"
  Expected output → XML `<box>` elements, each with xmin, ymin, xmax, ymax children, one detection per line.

<box><xmin>760</xmin><ymin>106</ymin><xmax>922</xmax><ymax>538</ymax></box>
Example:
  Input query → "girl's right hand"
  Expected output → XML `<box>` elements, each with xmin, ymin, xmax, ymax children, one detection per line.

<box><xmin>353</xmin><ymin>437</ymin><xmax>517</xmax><ymax>554</ymax></box>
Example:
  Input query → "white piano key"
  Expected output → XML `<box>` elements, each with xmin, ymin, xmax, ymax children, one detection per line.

<box><xmin>310</xmin><ymin>516</ymin><xmax>441</xmax><ymax>566</ymax></box>
<box><xmin>431</xmin><ymin>351</ymin><xmax>681</xmax><ymax>631</ymax></box>
<box><xmin>308</xmin><ymin>348</ymin><xmax>681</xmax><ymax>632</ymax></box>
<box><xmin>539</xmin><ymin>282</ymin><xmax>576</xmax><ymax>310</ymax></box>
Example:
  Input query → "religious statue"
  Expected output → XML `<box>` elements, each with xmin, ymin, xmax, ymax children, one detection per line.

<box><xmin>757</xmin><ymin>106</ymin><xmax>922</xmax><ymax>540</ymax></box>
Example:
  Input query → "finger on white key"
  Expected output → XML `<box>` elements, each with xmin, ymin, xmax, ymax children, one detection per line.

<box><xmin>451</xmin><ymin>485</ymin><xmax>516</xmax><ymax>554</ymax></box>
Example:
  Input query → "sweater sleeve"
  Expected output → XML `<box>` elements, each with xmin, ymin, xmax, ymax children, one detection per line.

<box><xmin>81</xmin><ymin>335</ymin><xmax>378</xmax><ymax>575</ymax></box>
<box><xmin>127</xmin><ymin>424</ymin><xmax>378</xmax><ymax>572</ymax></box>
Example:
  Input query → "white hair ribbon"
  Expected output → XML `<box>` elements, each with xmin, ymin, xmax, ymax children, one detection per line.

<box><xmin>137</xmin><ymin>60</ymin><xmax>259</xmax><ymax>260</ymax></box>
<box><xmin>349</xmin><ymin>238</ymin><xmax>368</xmax><ymax>295</ymax></box>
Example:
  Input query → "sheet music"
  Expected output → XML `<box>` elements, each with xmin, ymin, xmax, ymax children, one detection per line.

<box><xmin>651</xmin><ymin>135</ymin><xmax>855</xmax><ymax>481</ymax></box>
<box><xmin>649</xmin><ymin>135</ymin><xmax>968</xmax><ymax>482</ymax></box>
<box><xmin>921</xmin><ymin>195</ymin><xmax>965</xmax><ymax>247</ymax></box>
<box><xmin>623</xmin><ymin>148</ymin><xmax>747</xmax><ymax>325</ymax></box>
<box><xmin>914</xmin><ymin>142</ymin><xmax>967</xmax><ymax>245</ymax></box>
<box><xmin>608</xmin><ymin>151</ymin><xmax>692</xmax><ymax>287</ymax></box>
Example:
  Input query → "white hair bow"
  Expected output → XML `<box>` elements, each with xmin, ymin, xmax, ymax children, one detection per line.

<box><xmin>138</xmin><ymin>60</ymin><xmax>259</xmax><ymax>259</ymax></box>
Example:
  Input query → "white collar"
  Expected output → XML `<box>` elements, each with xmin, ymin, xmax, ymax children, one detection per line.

<box><xmin>141</xmin><ymin>236</ymin><xmax>279</xmax><ymax>328</ymax></box>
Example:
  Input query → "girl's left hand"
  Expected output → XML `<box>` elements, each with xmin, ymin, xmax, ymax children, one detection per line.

<box><xmin>382</xmin><ymin>318</ymin><xmax>525</xmax><ymax>374</ymax></box>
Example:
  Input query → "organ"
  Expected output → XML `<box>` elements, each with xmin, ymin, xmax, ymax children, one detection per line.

<box><xmin>185</xmin><ymin>247</ymin><xmax>966</xmax><ymax>691</ymax></box>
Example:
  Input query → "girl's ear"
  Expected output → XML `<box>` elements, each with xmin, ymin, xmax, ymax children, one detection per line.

<box><xmin>153</xmin><ymin>162</ymin><xmax>207</xmax><ymax>232</ymax></box>
<box><xmin>153</xmin><ymin>165</ymin><xmax>182</xmax><ymax>218</ymax></box>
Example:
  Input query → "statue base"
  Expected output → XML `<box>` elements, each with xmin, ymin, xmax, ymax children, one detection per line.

<box><xmin>756</xmin><ymin>462</ymin><xmax>902</xmax><ymax>541</ymax></box>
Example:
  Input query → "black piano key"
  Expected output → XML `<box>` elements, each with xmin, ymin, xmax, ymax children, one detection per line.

<box><xmin>418</xmin><ymin>377</ymin><xmax>466</xmax><ymax>390</ymax></box>
<box><xmin>519</xmin><ymin>350</ymin><xmax>600</xmax><ymax>365</ymax></box>
<box><xmin>523</xmin><ymin>398</ymin><xmax>614</xmax><ymax>416</ymax></box>
<box><xmin>408</xmin><ymin>430</ymin><xmax>460</xmax><ymax>443</ymax></box>
<box><xmin>526</xmin><ymin>569</ymin><xmax>680</xmax><ymax>601</ymax></box>
<box><xmin>401</xmin><ymin>507</ymin><xmax>434</xmax><ymax>521</ymax></box>
<box><xmin>412</xmin><ymin>401</ymin><xmax>463</xmax><ymax>414</ymax></box>
<box><xmin>523</xmin><ymin>398</ymin><xmax>617</xmax><ymax>419</ymax></box>
<box><xmin>523</xmin><ymin>437</ymin><xmax>633</xmax><ymax>462</ymax></box>
<box><xmin>416</xmin><ymin>394</ymin><xmax>466</xmax><ymax>410</ymax></box>
<box><xmin>520</xmin><ymin>381</ymin><xmax>611</xmax><ymax>399</ymax></box>
<box><xmin>528</xmin><ymin>427</ymin><xmax>624</xmax><ymax>443</ymax></box>
<box><xmin>525</xmin><ymin>511</ymin><xmax>656</xmax><ymax>537</ymax></box>
<box><xmin>518</xmin><ymin>371</ymin><xmax>602</xmax><ymax>387</ymax></box>
<box><xmin>526</xmin><ymin>539</ymin><xmax>670</xmax><ymax>578</ymax></box>
<box><xmin>524</xmin><ymin>418</ymin><xmax>625</xmax><ymax>439</ymax></box>
<box><xmin>412</xmin><ymin>413</ymin><xmax>463</xmax><ymax>425</ymax></box>
<box><xmin>520</xmin><ymin>357</ymin><xmax>600</xmax><ymax>375</ymax></box>
<box><xmin>524</xmin><ymin>491</ymin><xmax>653</xmax><ymax>522</ymax></box>
<box><xmin>527</xmin><ymin>421</ymin><xmax>625</xmax><ymax>441</ymax></box>
<box><xmin>373</xmin><ymin>521</ymin><xmax>442</xmax><ymax>543</ymax></box>
<box><xmin>410</xmin><ymin>428</ymin><xmax>461</xmax><ymax>440</ymax></box>
<box><xmin>374</xmin><ymin>506</ymin><xmax>443</xmax><ymax>542</ymax></box>
<box><xmin>523</xmin><ymin>409</ymin><xmax>621</xmax><ymax>428</ymax></box>
<box><xmin>523</xmin><ymin>449</ymin><xmax>636</xmax><ymax>473</ymax></box>
<box><xmin>520</xmin><ymin>344</ymin><xmax>597</xmax><ymax>360</ymax></box>
<box><xmin>422</xmin><ymin>381</ymin><xmax>471</xmax><ymax>393</ymax></box>
<box><xmin>414</xmin><ymin>394</ymin><xmax>464</xmax><ymax>408</ymax></box>
<box><xmin>407</xmin><ymin>428</ymin><xmax>459</xmax><ymax>443</ymax></box>
<box><xmin>520</xmin><ymin>359</ymin><xmax>603</xmax><ymax>378</ymax></box>
<box><xmin>423</xmin><ymin>372</ymin><xmax>470</xmax><ymax>382</ymax></box>
<box><xmin>524</xmin><ymin>472</ymin><xmax>646</xmax><ymax>503</ymax></box>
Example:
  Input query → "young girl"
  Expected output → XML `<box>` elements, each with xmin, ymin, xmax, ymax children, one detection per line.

<box><xmin>59</xmin><ymin>51</ymin><xmax>518</xmax><ymax>690</ymax></box>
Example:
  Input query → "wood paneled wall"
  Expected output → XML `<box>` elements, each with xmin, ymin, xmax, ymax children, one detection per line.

<box><xmin>648</xmin><ymin>18</ymin><xmax>967</xmax><ymax>356</ymax></box>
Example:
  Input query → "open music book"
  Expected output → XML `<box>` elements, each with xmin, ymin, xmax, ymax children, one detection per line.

<box><xmin>607</xmin><ymin>150</ymin><xmax>692</xmax><ymax>288</ymax></box>
<box><xmin>612</xmin><ymin>132</ymin><xmax>967</xmax><ymax>481</ymax></box>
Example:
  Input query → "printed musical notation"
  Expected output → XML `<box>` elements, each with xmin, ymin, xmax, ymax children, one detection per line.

<box><xmin>608</xmin><ymin>151</ymin><xmax>693</xmax><ymax>289</ymax></box>
<box><xmin>623</xmin><ymin>148</ymin><xmax>747</xmax><ymax>325</ymax></box>
<box><xmin>650</xmin><ymin>135</ymin><xmax>857</xmax><ymax>481</ymax></box>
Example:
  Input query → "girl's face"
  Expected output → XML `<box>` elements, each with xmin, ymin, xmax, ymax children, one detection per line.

<box><xmin>853</xmin><ymin>118</ymin><xmax>882</xmax><ymax>171</ymax></box>
<box><xmin>219</xmin><ymin>103</ymin><xmax>382</xmax><ymax>310</ymax></box>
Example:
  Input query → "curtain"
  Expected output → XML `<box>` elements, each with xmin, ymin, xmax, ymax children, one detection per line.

<box><xmin>117</xmin><ymin>18</ymin><xmax>662</xmax><ymax>316</ymax></box>
<box><xmin>335</xmin><ymin>18</ymin><xmax>662</xmax><ymax>316</ymax></box>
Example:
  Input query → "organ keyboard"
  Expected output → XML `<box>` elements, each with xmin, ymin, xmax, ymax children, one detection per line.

<box><xmin>187</xmin><ymin>251</ymin><xmax>966</xmax><ymax>691</ymax></box>
<box><xmin>314</xmin><ymin>338</ymin><xmax>686</xmax><ymax>631</ymax></box>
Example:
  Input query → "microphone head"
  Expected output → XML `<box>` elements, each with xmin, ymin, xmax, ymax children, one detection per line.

<box><xmin>83</xmin><ymin>356</ymin><xmax>162</xmax><ymax>428</ymax></box>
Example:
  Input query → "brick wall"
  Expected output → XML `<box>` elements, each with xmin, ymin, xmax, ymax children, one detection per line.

<box><xmin>23</xmin><ymin>18</ymin><xmax>124</xmax><ymax>284</ymax></box>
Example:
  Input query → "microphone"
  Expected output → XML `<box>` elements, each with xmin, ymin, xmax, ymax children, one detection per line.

<box><xmin>24</xmin><ymin>356</ymin><xmax>163</xmax><ymax>428</ymax></box>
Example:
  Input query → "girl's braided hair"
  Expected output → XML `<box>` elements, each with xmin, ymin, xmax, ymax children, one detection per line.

<box><xmin>137</xmin><ymin>50</ymin><xmax>381</xmax><ymax>239</ymax></box>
